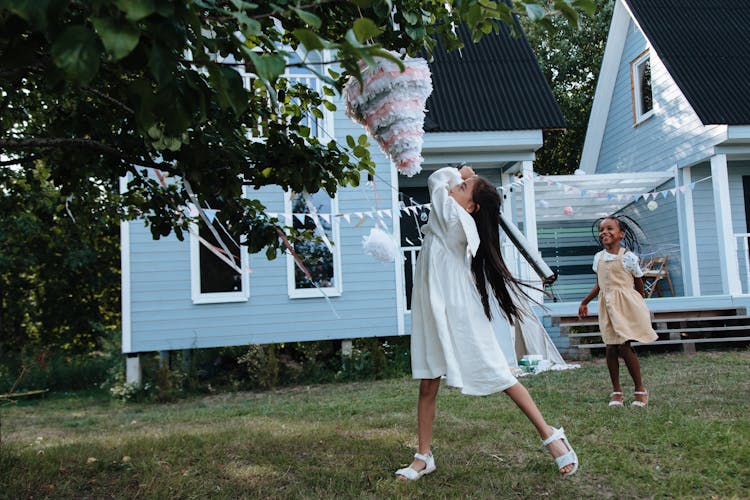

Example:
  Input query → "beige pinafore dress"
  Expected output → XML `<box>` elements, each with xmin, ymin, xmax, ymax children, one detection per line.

<box><xmin>597</xmin><ymin>248</ymin><xmax>658</xmax><ymax>345</ymax></box>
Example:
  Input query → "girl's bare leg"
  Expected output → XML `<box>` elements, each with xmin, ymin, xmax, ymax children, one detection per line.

<box><xmin>619</xmin><ymin>342</ymin><xmax>647</xmax><ymax>404</ymax></box>
<box><xmin>401</xmin><ymin>377</ymin><xmax>441</xmax><ymax>476</ymax></box>
<box><xmin>505</xmin><ymin>382</ymin><xmax>575</xmax><ymax>474</ymax></box>
<box><xmin>606</xmin><ymin>345</ymin><xmax>623</xmax><ymax>404</ymax></box>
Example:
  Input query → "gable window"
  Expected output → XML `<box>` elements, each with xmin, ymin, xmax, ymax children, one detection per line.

<box><xmin>190</xmin><ymin>198</ymin><xmax>249</xmax><ymax>304</ymax></box>
<box><xmin>285</xmin><ymin>191</ymin><xmax>342</xmax><ymax>298</ymax></box>
<box><xmin>631</xmin><ymin>50</ymin><xmax>654</xmax><ymax>124</ymax></box>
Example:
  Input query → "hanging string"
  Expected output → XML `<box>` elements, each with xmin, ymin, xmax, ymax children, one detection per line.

<box><xmin>183</xmin><ymin>178</ymin><xmax>238</xmax><ymax>267</ymax></box>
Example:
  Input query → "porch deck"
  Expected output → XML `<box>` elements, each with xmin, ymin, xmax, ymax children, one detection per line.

<box><xmin>539</xmin><ymin>295</ymin><xmax>750</xmax><ymax>359</ymax></box>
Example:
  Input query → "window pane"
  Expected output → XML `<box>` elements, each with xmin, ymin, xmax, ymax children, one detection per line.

<box><xmin>640</xmin><ymin>59</ymin><xmax>653</xmax><ymax>114</ymax></box>
<box><xmin>292</xmin><ymin>192</ymin><xmax>335</xmax><ymax>289</ymax></box>
<box><xmin>199</xmin><ymin>216</ymin><xmax>242</xmax><ymax>293</ymax></box>
<box><xmin>399</xmin><ymin>187</ymin><xmax>430</xmax><ymax>246</ymax></box>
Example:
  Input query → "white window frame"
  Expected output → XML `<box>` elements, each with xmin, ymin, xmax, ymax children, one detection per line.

<box><xmin>284</xmin><ymin>191</ymin><xmax>343</xmax><ymax>298</ymax></box>
<box><xmin>189</xmin><ymin>192</ymin><xmax>250</xmax><ymax>304</ymax></box>
<box><xmin>630</xmin><ymin>49</ymin><xmax>655</xmax><ymax>125</ymax></box>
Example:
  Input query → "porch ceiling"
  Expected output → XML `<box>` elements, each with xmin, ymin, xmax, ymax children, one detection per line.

<box><xmin>532</xmin><ymin>171</ymin><xmax>675</xmax><ymax>223</ymax></box>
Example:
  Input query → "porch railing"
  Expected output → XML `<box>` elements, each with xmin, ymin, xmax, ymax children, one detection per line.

<box><xmin>735</xmin><ymin>233</ymin><xmax>750</xmax><ymax>294</ymax></box>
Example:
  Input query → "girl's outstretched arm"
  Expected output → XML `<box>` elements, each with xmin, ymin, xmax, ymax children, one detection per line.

<box><xmin>634</xmin><ymin>276</ymin><xmax>645</xmax><ymax>297</ymax></box>
<box><xmin>578</xmin><ymin>284</ymin><xmax>600</xmax><ymax>319</ymax></box>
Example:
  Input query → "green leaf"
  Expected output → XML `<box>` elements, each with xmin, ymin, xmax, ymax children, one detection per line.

<box><xmin>322</xmin><ymin>100</ymin><xmax>336</xmax><ymax>111</ymax></box>
<box><xmin>346</xmin><ymin>136</ymin><xmax>356</xmax><ymax>148</ymax></box>
<box><xmin>554</xmin><ymin>0</ymin><xmax>579</xmax><ymax>27</ymax></box>
<box><xmin>291</xmin><ymin>6</ymin><xmax>322</xmax><ymax>29</ymax></box>
<box><xmin>352</xmin><ymin>18</ymin><xmax>382</xmax><ymax>43</ymax></box>
<box><xmin>308</xmin><ymin>67</ymin><xmax>338</xmax><ymax>88</ymax></box>
<box><xmin>50</xmin><ymin>26</ymin><xmax>101</xmax><ymax>84</ymax></box>
<box><xmin>401</xmin><ymin>11</ymin><xmax>418</xmax><ymax>24</ymax></box>
<box><xmin>230</xmin><ymin>0</ymin><xmax>259</xmax><ymax>9</ymax></box>
<box><xmin>3</xmin><ymin>0</ymin><xmax>53</xmax><ymax>30</ymax></box>
<box><xmin>147</xmin><ymin>124</ymin><xmax>162</xmax><ymax>139</ymax></box>
<box><xmin>247</xmin><ymin>52</ymin><xmax>286</xmax><ymax>83</ymax></box>
<box><xmin>292</xmin><ymin>29</ymin><xmax>326</xmax><ymax>51</ymax></box>
<box><xmin>91</xmin><ymin>17</ymin><xmax>140</xmax><ymax>61</ymax></box>
<box><xmin>525</xmin><ymin>4</ymin><xmax>546</xmax><ymax>21</ymax></box>
<box><xmin>208</xmin><ymin>65</ymin><xmax>249</xmax><ymax>115</ymax></box>
<box><xmin>571</xmin><ymin>0</ymin><xmax>596</xmax><ymax>15</ymax></box>
<box><xmin>115</xmin><ymin>0</ymin><xmax>156</xmax><ymax>21</ymax></box>
<box><xmin>234</xmin><ymin>11</ymin><xmax>262</xmax><ymax>37</ymax></box>
<box><xmin>148</xmin><ymin>44</ymin><xmax>175</xmax><ymax>84</ymax></box>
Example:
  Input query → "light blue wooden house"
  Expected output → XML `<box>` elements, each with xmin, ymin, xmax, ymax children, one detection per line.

<box><xmin>544</xmin><ymin>0</ymin><xmax>750</xmax><ymax>356</ymax></box>
<box><xmin>121</xmin><ymin>24</ymin><xmax>567</xmax><ymax>381</ymax></box>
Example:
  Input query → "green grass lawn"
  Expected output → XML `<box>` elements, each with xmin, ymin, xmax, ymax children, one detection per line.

<box><xmin>2</xmin><ymin>350</ymin><xmax>749</xmax><ymax>499</ymax></box>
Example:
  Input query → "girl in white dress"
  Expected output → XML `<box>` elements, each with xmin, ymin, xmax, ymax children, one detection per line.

<box><xmin>395</xmin><ymin>165</ymin><xmax>578</xmax><ymax>480</ymax></box>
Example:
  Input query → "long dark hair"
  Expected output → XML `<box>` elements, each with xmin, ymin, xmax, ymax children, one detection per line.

<box><xmin>470</xmin><ymin>177</ymin><xmax>534</xmax><ymax>324</ymax></box>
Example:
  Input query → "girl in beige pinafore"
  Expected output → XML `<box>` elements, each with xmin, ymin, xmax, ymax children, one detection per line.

<box><xmin>579</xmin><ymin>216</ymin><xmax>657</xmax><ymax>408</ymax></box>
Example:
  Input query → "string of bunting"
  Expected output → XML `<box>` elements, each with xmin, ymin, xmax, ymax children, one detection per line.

<box><xmin>531</xmin><ymin>173</ymin><xmax>712</xmax><ymax>205</ymax></box>
<box><xmin>265</xmin><ymin>204</ymin><xmax>431</xmax><ymax>225</ymax></box>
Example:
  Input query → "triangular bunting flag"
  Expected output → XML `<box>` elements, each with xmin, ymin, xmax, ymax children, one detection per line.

<box><xmin>204</xmin><ymin>209</ymin><xmax>217</xmax><ymax>224</ymax></box>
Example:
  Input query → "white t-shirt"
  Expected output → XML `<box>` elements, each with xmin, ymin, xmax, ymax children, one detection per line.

<box><xmin>593</xmin><ymin>249</ymin><xmax>644</xmax><ymax>277</ymax></box>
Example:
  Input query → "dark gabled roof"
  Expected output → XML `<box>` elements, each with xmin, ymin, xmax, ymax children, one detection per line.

<box><xmin>625</xmin><ymin>0</ymin><xmax>750</xmax><ymax>125</ymax></box>
<box><xmin>424</xmin><ymin>23</ymin><xmax>565</xmax><ymax>132</ymax></box>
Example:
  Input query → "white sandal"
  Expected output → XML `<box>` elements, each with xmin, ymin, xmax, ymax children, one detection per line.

<box><xmin>541</xmin><ymin>426</ymin><xmax>579</xmax><ymax>477</ymax></box>
<box><xmin>631</xmin><ymin>390</ymin><xmax>649</xmax><ymax>407</ymax></box>
<box><xmin>608</xmin><ymin>391</ymin><xmax>624</xmax><ymax>407</ymax></box>
<box><xmin>395</xmin><ymin>451</ymin><xmax>436</xmax><ymax>481</ymax></box>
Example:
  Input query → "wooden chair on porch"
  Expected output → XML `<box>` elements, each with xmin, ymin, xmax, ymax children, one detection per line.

<box><xmin>641</xmin><ymin>256</ymin><xmax>675</xmax><ymax>298</ymax></box>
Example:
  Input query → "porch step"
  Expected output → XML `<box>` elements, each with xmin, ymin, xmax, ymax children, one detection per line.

<box><xmin>551</xmin><ymin>306</ymin><xmax>750</xmax><ymax>359</ymax></box>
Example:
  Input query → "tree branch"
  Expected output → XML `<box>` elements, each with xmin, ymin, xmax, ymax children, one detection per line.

<box><xmin>0</xmin><ymin>155</ymin><xmax>37</xmax><ymax>167</ymax></box>
<box><xmin>0</xmin><ymin>138</ymin><xmax>181</xmax><ymax>175</ymax></box>
<box><xmin>84</xmin><ymin>87</ymin><xmax>135</xmax><ymax>114</ymax></box>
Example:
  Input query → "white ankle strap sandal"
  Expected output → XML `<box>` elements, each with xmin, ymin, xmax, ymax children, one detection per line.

<box><xmin>395</xmin><ymin>451</ymin><xmax>436</xmax><ymax>481</ymax></box>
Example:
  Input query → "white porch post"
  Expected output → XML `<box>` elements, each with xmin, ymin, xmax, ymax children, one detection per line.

<box><xmin>710</xmin><ymin>154</ymin><xmax>741</xmax><ymax>295</ymax></box>
<box><xmin>500</xmin><ymin>171</ymin><xmax>522</xmax><ymax>279</ymax></box>
<box><xmin>521</xmin><ymin>161</ymin><xmax>539</xmax><ymax>250</ymax></box>
<box><xmin>678</xmin><ymin>167</ymin><xmax>700</xmax><ymax>295</ymax></box>
<box><xmin>126</xmin><ymin>353</ymin><xmax>142</xmax><ymax>388</ymax></box>
<box><xmin>521</xmin><ymin>161</ymin><xmax>544</xmax><ymax>301</ymax></box>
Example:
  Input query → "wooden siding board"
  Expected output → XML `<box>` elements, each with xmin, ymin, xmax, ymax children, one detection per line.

<box><xmin>692</xmin><ymin>164</ymin><xmax>722</xmax><ymax>294</ymax></box>
<box><xmin>597</xmin><ymin>23</ymin><xmax>726</xmax><ymax>174</ymax></box>
<box><xmin>127</xmin><ymin>126</ymin><xmax>404</xmax><ymax>351</ymax></box>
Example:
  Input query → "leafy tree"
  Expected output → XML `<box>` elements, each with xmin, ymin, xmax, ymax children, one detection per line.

<box><xmin>0</xmin><ymin>1</ymin><xmax>594</xmax><ymax>351</ymax></box>
<box><xmin>522</xmin><ymin>0</ymin><xmax>613</xmax><ymax>174</ymax></box>
<box><xmin>0</xmin><ymin>164</ymin><xmax>120</xmax><ymax>353</ymax></box>
<box><xmin>1</xmin><ymin>0</ymin><xmax>594</xmax><ymax>253</ymax></box>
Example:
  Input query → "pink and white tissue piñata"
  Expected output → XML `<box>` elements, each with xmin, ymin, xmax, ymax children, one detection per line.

<box><xmin>344</xmin><ymin>54</ymin><xmax>433</xmax><ymax>177</ymax></box>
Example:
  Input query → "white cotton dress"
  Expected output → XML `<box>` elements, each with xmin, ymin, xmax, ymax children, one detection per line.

<box><xmin>410</xmin><ymin>167</ymin><xmax>518</xmax><ymax>396</ymax></box>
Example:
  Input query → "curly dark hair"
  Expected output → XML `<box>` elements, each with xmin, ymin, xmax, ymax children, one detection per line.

<box><xmin>592</xmin><ymin>214</ymin><xmax>646</xmax><ymax>253</ymax></box>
